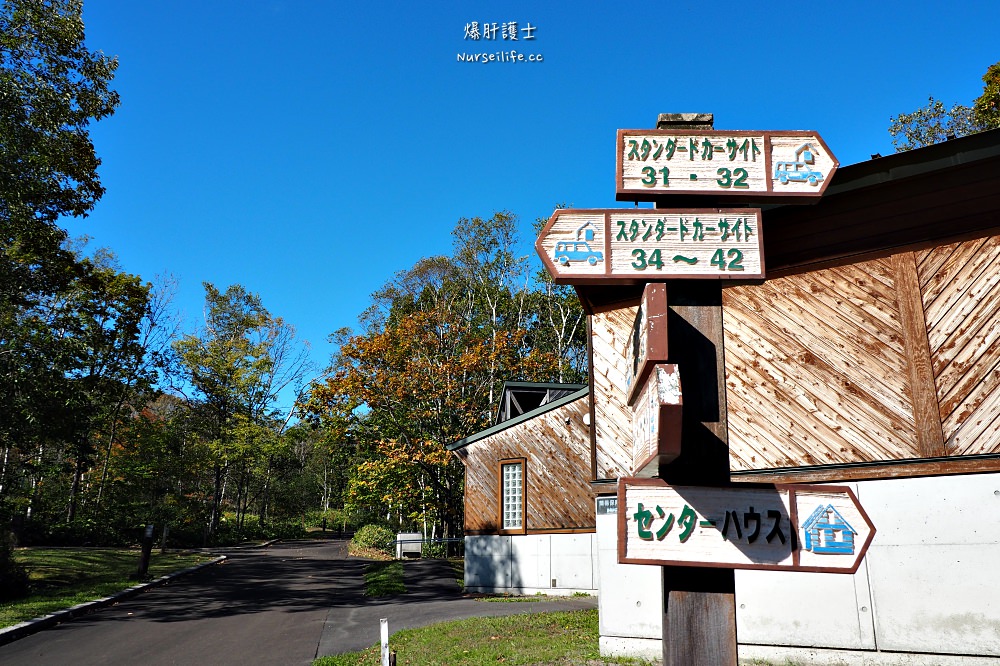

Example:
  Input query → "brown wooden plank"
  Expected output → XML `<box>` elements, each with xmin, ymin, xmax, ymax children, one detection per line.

<box><xmin>934</xmin><ymin>292</ymin><xmax>1000</xmax><ymax>414</ymax></box>
<box><xmin>731</xmin><ymin>455</ymin><xmax>1000</xmax><ymax>484</ymax></box>
<box><xmin>916</xmin><ymin>241</ymin><xmax>960</xmax><ymax>289</ymax></box>
<box><xmin>920</xmin><ymin>236</ymin><xmax>988</xmax><ymax>314</ymax></box>
<box><xmin>665</xmin><ymin>591</ymin><xmax>737</xmax><ymax>666</ymax></box>
<box><xmin>943</xmin><ymin>355</ymin><xmax>1000</xmax><ymax>455</ymax></box>
<box><xmin>592</xmin><ymin>306</ymin><xmax>638</xmax><ymax>479</ymax></box>
<box><xmin>932</xmin><ymin>282</ymin><xmax>1000</xmax><ymax>379</ymax></box>
<box><xmin>723</xmin><ymin>315</ymin><xmax>917</xmax><ymax>466</ymax></box>
<box><xmin>724</xmin><ymin>289</ymin><xmax>914</xmax><ymax>430</ymax></box>
<box><xmin>811</xmin><ymin>264</ymin><xmax>904</xmax><ymax>338</ymax></box>
<box><xmin>892</xmin><ymin>251</ymin><xmax>946</xmax><ymax>456</ymax></box>
<box><xmin>923</xmin><ymin>236</ymin><xmax>998</xmax><ymax>339</ymax></box>
<box><xmin>739</xmin><ymin>285</ymin><xmax>911</xmax><ymax>417</ymax></box>
<box><xmin>456</xmin><ymin>396</ymin><xmax>594</xmax><ymax>533</ymax></box>
<box><xmin>725</xmin><ymin>368</ymin><xmax>861</xmax><ymax>469</ymax></box>
<box><xmin>756</xmin><ymin>271</ymin><xmax>907</xmax><ymax>377</ymax></box>
<box><xmin>926</xmin><ymin>240</ymin><xmax>1000</xmax><ymax>355</ymax></box>
<box><xmin>725</xmin><ymin>345</ymin><xmax>899</xmax><ymax>467</ymax></box>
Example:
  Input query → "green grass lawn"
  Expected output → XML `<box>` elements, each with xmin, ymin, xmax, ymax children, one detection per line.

<box><xmin>313</xmin><ymin>609</ymin><xmax>652</xmax><ymax>666</ymax></box>
<box><xmin>1</xmin><ymin>548</ymin><xmax>215</xmax><ymax>629</ymax></box>
<box><xmin>363</xmin><ymin>560</ymin><xmax>406</xmax><ymax>597</ymax></box>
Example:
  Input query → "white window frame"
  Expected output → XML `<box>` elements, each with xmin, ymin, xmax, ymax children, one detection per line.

<box><xmin>498</xmin><ymin>458</ymin><xmax>526</xmax><ymax>534</ymax></box>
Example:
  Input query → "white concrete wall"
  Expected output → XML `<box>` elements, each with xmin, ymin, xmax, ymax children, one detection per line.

<box><xmin>464</xmin><ymin>532</ymin><xmax>598</xmax><ymax>595</ymax></box>
<box><xmin>596</xmin><ymin>510</ymin><xmax>664</xmax><ymax>661</ymax></box>
<box><xmin>596</xmin><ymin>473</ymin><xmax>1000</xmax><ymax>664</ymax></box>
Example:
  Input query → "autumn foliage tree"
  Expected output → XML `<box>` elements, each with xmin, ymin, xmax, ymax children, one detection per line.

<box><xmin>304</xmin><ymin>212</ymin><xmax>587</xmax><ymax>537</ymax></box>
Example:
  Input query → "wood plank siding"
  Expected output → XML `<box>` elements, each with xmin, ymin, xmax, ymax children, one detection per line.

<box><xmin>723</xmin><ymin>232</ymin><xmax>1000</xmax><ymax>477</ymax></box>
<box><xmin>455</xmin><ymin>395</ymin><xmax>594</xmax><ymax>534</ymax></box>
<box><xmin>918</xmin><ymin>236</ymin><xmax>1000</xmax><ymax>456</ymax></box>
<box><xmin>590</xmin><ymin>306</ymin><xmax>638</xmax><ymax>480</ymax></box>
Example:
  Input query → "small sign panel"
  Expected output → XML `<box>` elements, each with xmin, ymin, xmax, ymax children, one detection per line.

<box><xmin>631</xmin><ymin>364</ymin><xmax>682</xmax><ymax>477</ymax></box>
<box><xmin>616</xmin><ymin>130</ymin><xmax>838</xmax><ymax>200</ymax></box>
<box><xmin>535</xmin><ymin>209</ymin><xmax>764</xmax><ymax>285</ymax></box>
<box><xmin>625</xmin><ymin>283</ymin><xmax>669</xmax><ymax>405</ymax></box>
<box><xmin>617</xmin><ymin>478</ymin><xmax>875</xmax><ymax>574</ymax></box>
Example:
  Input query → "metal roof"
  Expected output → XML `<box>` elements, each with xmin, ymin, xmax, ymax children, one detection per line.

<box><xmin>447</xmin><ymin>386</ymin><xmax>589</xmax><ymax>451</ymax></box>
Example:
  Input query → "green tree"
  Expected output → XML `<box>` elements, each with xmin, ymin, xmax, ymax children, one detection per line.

<box><xmin>972</xmin><ymin>61</ymin><xmax>1000</xmax><ymax>129</ymax></box>
<box><xmin>889</xmin><ymin>60</ymin><xmax>1000</xmax><ymax>151</ymax></box>
<box><xmin>306</xmin><ymin>211</ymin><xmax>588</xmax><ymax>538</ymax></box>
<box><xmin>0</xmin><ymin>0</ymin><xmax>120</xmax><ymax>530</ymax></box>
<box><xmin>173</xmin><ymin>283</ymin><xmax>310</xmax><ymax>541</ymax></box>
<box><xmin>1</xmin><ymin>0</ymin><xmax>119</xmax><ymax>316</ymax></box>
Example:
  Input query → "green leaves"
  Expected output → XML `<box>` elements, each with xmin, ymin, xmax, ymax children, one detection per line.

<box><xmin>889</xmin><ymin>60</ymin><xmax>1000</xmax><ymax>152</ymax></box>
<box><xmin>0</xmin><ymin>0</ymin><xmax>119</xmax><ymax>223</ymax></box>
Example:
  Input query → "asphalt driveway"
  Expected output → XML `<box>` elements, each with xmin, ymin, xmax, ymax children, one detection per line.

<box><xmin>0</xmin><ymin>539</ymin><xmax>596</xmax><ymax>665</ymax></box>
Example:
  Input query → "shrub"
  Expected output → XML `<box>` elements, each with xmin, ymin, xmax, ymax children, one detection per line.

<box><xmin>351</xmin><ymin>524</ymin><xmax>395</xmax><ymax>556</ymax></box>
<box><xmin>0</xmin><ymin>532</ymin><xmax>30</xmax><ymax>601</ymax></box>
<box><xmin>421</xmin><ymin>540</ymin><xmax>447</xmax><ymax>558</ymax></box>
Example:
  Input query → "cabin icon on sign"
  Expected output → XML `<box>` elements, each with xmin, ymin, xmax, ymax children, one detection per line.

<box><xmin>801</xmin><ymin>504</ymin><xmax>857</xmax><ymax>555</ymax></box>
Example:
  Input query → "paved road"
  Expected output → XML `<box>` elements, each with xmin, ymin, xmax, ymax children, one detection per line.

<box><xmin>0</xmin><ymin>539</ymin><xmax>596</xmax><ymax>665</ymax></box>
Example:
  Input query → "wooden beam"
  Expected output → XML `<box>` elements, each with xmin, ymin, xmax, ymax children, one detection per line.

<box><xmin>665</xmin><ymin>591</ymin><xmax>737</xmax><ymax>666</ymax></box>
<box><xmin>892</xmin><ymin>251</ymin><xmax>947</xmax><ymax>456</ymax></box>
<box><xmin>659</xmin><ymin>280</ymin><xmax>736</xmax><ymax>665</ymax></box>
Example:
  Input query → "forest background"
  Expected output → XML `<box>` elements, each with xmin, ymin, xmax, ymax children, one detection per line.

<box><xmin>1</xmin><ymin>0</ymin><xmax>590</xmax><ymax>553</ymax></box>
<box><xmin>2</xmin><ymin>0</ymin><xmax>998</xmax><ymax>563</ymax></box>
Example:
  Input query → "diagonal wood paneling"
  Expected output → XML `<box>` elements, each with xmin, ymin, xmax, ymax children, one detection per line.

<box><xmin>455</xmin><ymin>396</ymin><xmax>594</xmax><ymax>533</ymax></box>
<box><xmin>723</xmin><ymin>258</ymin><xmax>920</xmax><ymax>472</ymax></box>
<box><xmin>917</xmin><ymin>234</ymin><xmax>1000</xmax><ymax>456</ymax></box>
<box><xmin>591</xmin><ymin>307</ymin><xmax>637</xmax><ymax>480</ymax></box>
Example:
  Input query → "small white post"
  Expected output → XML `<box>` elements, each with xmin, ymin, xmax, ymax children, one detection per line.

<box><xmin>380</xmin><ymin>617</ymin><xmax>389</xmax><ymax>666</ymax></box>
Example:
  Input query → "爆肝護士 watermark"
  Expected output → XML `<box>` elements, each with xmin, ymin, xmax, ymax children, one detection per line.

<box><xmin>458</xmin><ymin>20</ymin><xmax>542</xmax><ymax>64</ymax></box>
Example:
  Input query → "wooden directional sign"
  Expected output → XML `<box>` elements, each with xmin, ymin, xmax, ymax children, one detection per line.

<box><xmin>535</xmin><ymin>208</ymin><xmax>764</xmax><ymax>285</ymax></box>
<box><xmin>616</xmin><ymin>130</ymin><xmax>839</xmax><ymax>200</ymax></box>
<box><xmin>618</xmin><ymin>478</ymin><xmax>876</xmax><ymax>574</ymax></box>
<box><xmin>631</xmin><ymin>364</ymin><xmax>682</xmax><ymax>477</ymax></box>
<box><xmin>625</xmin><ymin>283</ymin><xmax>669</xmax><ymax>405</ymax></box>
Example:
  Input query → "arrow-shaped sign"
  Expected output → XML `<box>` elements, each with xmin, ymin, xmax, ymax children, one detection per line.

<box><xmin>618</xmin><ymin>478</ymin><xmax>875</xmax><ymax>574</ymax></box>
<box><xmin>616</xmin><ymin>129</ymin><xmax>839</xmax><ymax>200</ymax></box>
<box><xmin>535</xmin><ymin>208</ymin><xmax>764</xmax><ymax>285</ymax></box>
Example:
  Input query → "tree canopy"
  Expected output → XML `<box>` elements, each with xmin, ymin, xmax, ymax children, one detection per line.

<box><xmin>303</xmin><ymin>211</ymin><xmax>587</xmax><ymax>537</ymax></box>
<box><xmin>889</xmin><ymin>60</ymin><xmax>1000</xmax><ymax>151</ymax></box>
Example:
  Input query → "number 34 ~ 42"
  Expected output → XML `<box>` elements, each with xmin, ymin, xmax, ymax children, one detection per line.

<box><xmin>630</xmin><ymin>248</ymin><xmax>745</xmax><ymax>271</ymax></box>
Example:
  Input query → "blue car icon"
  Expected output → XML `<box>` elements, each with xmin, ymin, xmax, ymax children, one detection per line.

<box><xmin>555</xmin><ymin>241</ymin><xmax>603</xmax><ymax>266</ymax></box>
<box><xmin>775</xmin><ymin>161</ymin><xmax>824</xmax><ymax>185</ymax></box>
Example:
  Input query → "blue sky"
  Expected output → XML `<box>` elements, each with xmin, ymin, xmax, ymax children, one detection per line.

<box><xmin>69</xmin><ymin>1</ymin><xmax>999</xmax><ymax>411</ymax></box>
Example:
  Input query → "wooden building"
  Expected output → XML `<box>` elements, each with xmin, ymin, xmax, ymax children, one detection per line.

<box><xmin>448</xmin><ymin>382</ymin><xmax>599</xmax><ymax>594</ymax></box>
<box><xmin>586</xmin><ymin>127</ymin><xmax>1000</xmax><ymax>663</ymax></box>
<box><xmin>452</xmin><ymin>127</ymin><xmax>1000</xmax><ymax>661</ymax></box>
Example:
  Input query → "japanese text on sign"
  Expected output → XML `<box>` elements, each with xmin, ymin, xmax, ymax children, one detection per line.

<box><xmin>633</xmin><ymin>502</ymin><xmax>787</xmax><ymax>545</ymax></box>
<box><xmin>616</xmin><ymin>130</ymin><xmax>839</xmax><ymax>199</ymax></box>
<box><xmin>609</xmin><ymin>211</ymin><xmax>763</xmax><ymax>278</ymax></box>
<box><xmin>534</xmin><ymin>209</ymin><xmax>765</xmax><ymax>284</ymax></box>
<box><xmin>618</xmin><ymin>480</ymin><xmax>876</xmax><ymax>573</ymax></box>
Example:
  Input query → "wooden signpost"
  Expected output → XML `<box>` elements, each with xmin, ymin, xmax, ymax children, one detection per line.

<box><xmin>618</xmin><ymin>478</ymin><xmax>875</xmax><ymax>573</ymax></box>
<box><xmin>536</xmin><ymin>114</ymin><xmax>864</xmax><ymax>666</ymax></box>
<box><xmin>616</xmin><ymin>129</ymin><xmax>839</xmax><ymax>200</ymax></box>
<box><xmin>535</xmin><ymin>208</ymin><xmax>765</xmax><ymax>285</ymax></box>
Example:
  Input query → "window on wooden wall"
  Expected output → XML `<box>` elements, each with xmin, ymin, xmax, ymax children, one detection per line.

<box><xmin>498</xmin><ymin>458</ymin><xmax>526</xmax><ymax>534</ymax></box>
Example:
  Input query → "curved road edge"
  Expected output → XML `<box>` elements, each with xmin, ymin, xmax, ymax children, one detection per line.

<box><xmin>0</xmin><ymin>555</ymin><xmax>228</xmax><ymax>647</ymax></box>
